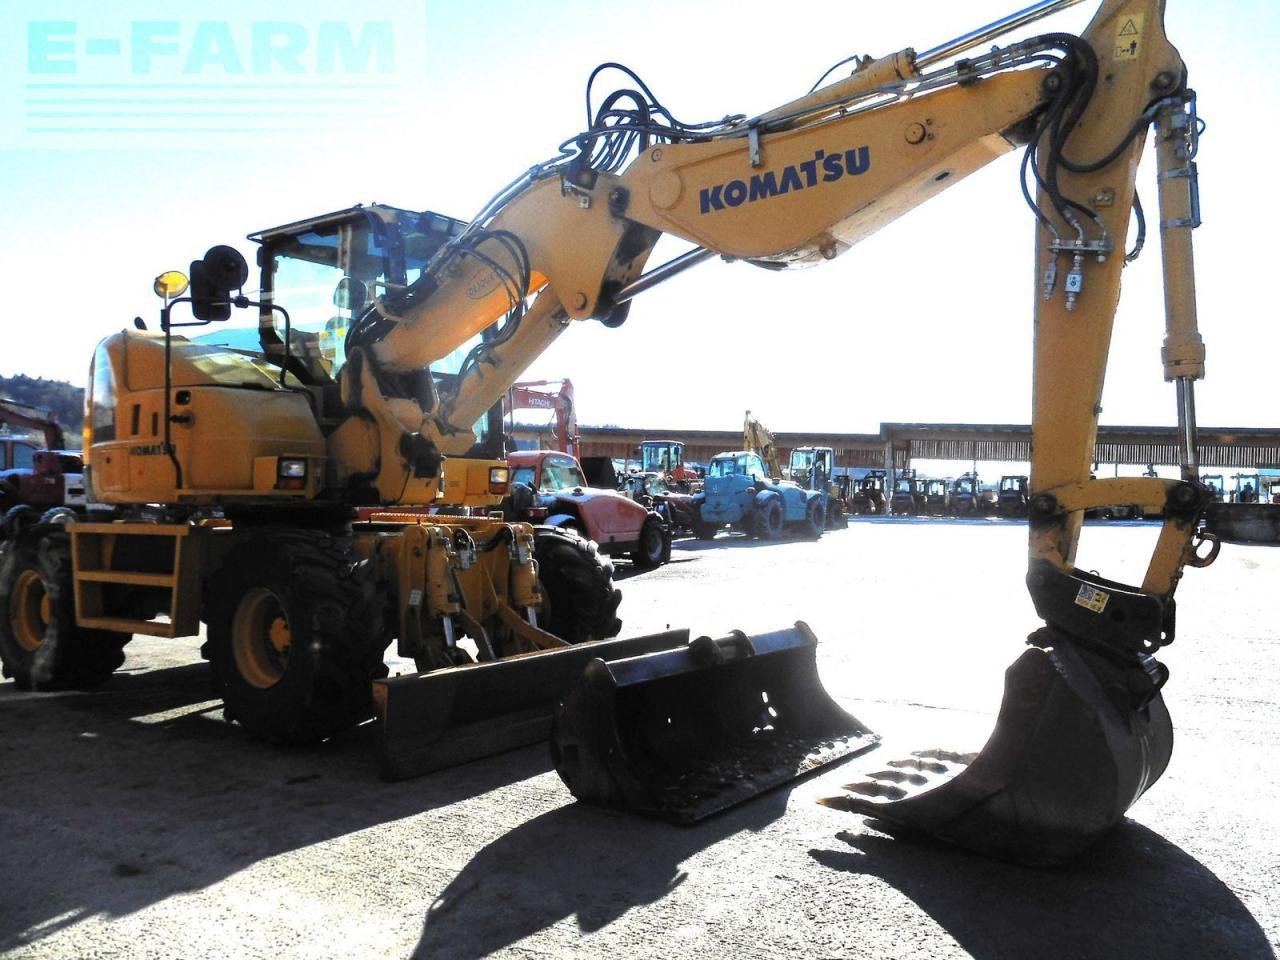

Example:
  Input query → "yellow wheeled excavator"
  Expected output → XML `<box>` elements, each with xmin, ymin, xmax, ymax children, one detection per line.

<box><xmin>0</xmin><ymin>0</ymin><xmax>1261</xmax><ymax>865</ymax></box>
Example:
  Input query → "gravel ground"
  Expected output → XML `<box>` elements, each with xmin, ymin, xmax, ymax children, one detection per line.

<box><xmin>1</xmin><ymin>518</ymin><xmax>1277</xmax><ymax>959</ymax></box>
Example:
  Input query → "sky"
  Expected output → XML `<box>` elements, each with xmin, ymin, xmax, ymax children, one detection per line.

<box><xmin>2</xmin><ymin>0</ymin><xmax>1277</xmax><ymax>436</ymax></box>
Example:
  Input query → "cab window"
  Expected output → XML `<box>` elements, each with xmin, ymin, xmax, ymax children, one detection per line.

<box><xmin>12</xmin><ymin>442</ymin><xmax>37</xmax><ymax>470</ymax></box>
<box><xmin>741</xmin><ymin>455</ymin><xmax>766</xmax><ymax>481</ymax></box>
<box><xmin>89</xmin><ymin>344</ymin><xmax>117</xmax><ymax>444</ymax></box>
<box><xmin>540</xmin><ymin>456</ymin><xmax>586</xmax><ymax>491</ymax></box>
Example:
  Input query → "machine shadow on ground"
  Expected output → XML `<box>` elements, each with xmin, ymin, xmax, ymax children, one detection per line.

<box><xmin>610</xmin><ymin>533</ymin><xmax>765</xmax><ymax>579</ymax></box>
<box><xmin>0</xmin><ymin>662</ymin><xmax>553</xmax><ymax>952</ymax></box>
<box><xmin>667</xmin><ymin>533</ymin><xmax>808</xmax><ymax>555</ymax></box>
<box><xmin>809</xmin><ymin>820</ymin><xmax>1272</xmax><ymax>959</ymax></box>
<box><xmin>412</xmin><ymin>790</ymin><xmax>791</xmax><ymax>959</ymax></box>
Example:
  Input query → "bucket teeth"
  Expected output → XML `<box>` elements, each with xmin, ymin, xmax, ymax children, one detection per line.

<box><xmin>816</xmin><ymin>641</ymin><xmax>1174</xmax><ymax>867</ymax></box>
<box><xmin>829</xmin><ymin>750</ymin><xmax>973</xmax><ymax>806</ymax></box>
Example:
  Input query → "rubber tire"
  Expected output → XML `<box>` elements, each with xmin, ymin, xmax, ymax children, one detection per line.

<box><xmin>204</xmin><ymin>528</ymin><xmax>388</xmax><ymax>745</ymax></box>
<box><xmin>0</xmin><ymin>477</ymin><xmax>17</xmax><ymax>515</ymax></box>
<box><xmin>694</xmin><ymin>519</ymin><xmax>719</xmax><ymax>540</ymax></box>
<box><xmin>753</xmin><ymin>497</ymin><xmax>784</xmax><ymax>540</ymax></box>
<box><xmin>630</xmin><ymin>515</ymin><xmax>667</xmax><ymax>569</ymax></box>
<box><xmin>0</xmin><ymin>526</ymin><xmax>129</xmax><ymax>690</ymax></box>
<box><xmin>829</xmin><ymin>503</ymin><xmax>849</xmax><ymax>530</ymax></box>
<box><xmin>498</xmin><ymin>482</ymin><xmax>536</xmax><ymax>521</ymax></box>
<box><xmin>803</xmin><ymin>499</ymin><xmax>826</xmax><ymax>540</ymax></box>
<box><xmin>533</xmin><ymin>525</ymin><xmax>622</xmax><ymax>644</ymax></box>
<box><xmin>1</xmin><ymin>504</ymin><xmax>38</xmax><ymax>543</ymax></box>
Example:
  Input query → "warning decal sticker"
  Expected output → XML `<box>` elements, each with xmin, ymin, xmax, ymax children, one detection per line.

<box><xmin>1075</xmin><ymin>583</ymin><xmax>1111</xmax><ymax>614</ymax></box>
<box><xmin>1115</xmin><ymin>13</ymin><xmax>1145</xmax><ymax>60</ymax></box>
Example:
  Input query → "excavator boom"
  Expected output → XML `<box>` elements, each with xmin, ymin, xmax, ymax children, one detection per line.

<box><xmin>0</xmin><ymin>399</ymin><xmax>66</xmax><ymax>453</ymax></box>
<box><xmin>743</xmin><ymin>411</ymin><xmax>785</xmax><ymax>480</ymax></box>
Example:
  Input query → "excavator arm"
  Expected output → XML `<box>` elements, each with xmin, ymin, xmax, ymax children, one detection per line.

<box><xmin>338</xmin><ymin>0</ymin><xmax>1220</xmax><ymax>862</ymax></box>
<box><xmin>504</xmin><ymin>380</ymin><xmax>579</xmax><ymax>460</ymax></box>
<box><xmin>743</xmin><ymin>411</ymin><xmax>784</xmax><ymax>480</ymax></box>
<box><xmin>0</xmin><ymin>399</ymin><xmax>66</xmax><ymax>453</ymax></box>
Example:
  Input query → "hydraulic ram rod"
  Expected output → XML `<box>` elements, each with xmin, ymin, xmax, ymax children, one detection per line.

<box><xmin>916</xmin><ymin>0</ymin><xmax>1089</xmax><ymax>70</ymax></box>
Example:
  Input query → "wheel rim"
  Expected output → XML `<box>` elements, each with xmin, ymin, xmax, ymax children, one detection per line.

<box><xmin>643</xmin><ymin>524</ymin><xmax>663</xmax><ymax>560</ymax></box>
<box><xmin>231</xmin><ymin>588</ymin><xmax>291</xmax><ymax>689</ymax></box>
<box><xmin>12</xmin><ymin>568</ymin><xmax>49</xmax><ymax>653</ymax></box>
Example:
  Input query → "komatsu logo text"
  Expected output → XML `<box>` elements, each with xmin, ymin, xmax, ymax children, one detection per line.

<box><xmin>699</xmin><ymin>145</ymin><xmax>871</xmax><ymax>215</ymax></box>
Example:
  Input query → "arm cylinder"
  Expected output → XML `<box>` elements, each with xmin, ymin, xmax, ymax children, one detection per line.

<box><xmin>1155</xmin><ymin>98</ymin><xmax>1206</xmax><ymax>479</ymax></box>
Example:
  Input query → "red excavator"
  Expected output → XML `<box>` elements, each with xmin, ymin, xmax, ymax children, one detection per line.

<box><xmin>0</xmin><ymin>399</ymin><xmax>83</xmax><ymax>519</ymax></box>
<box><xmin>504</xmin><ymin>379</ymin><xmax>579</xmax><ymax>460</ymax></box>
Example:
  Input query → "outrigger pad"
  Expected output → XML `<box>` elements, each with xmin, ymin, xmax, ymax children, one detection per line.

<box><xmin>551</xmin><ymin>622</ymin><xmax>879</xmax><ymax>823</ymax></box>
<box><xmin>375</xmin><ymin>630</ymin><xmax>690</xmax><ymax>781</ymax></box>
<box><xmin>822</xmin><ymin>637</ymin><xmax>1173</xmax><ymax>866</ymax></box>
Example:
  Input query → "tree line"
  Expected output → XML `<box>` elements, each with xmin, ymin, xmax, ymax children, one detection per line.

<box><xmin>0</xmin><ymin>375</ymin><xmax>85</xmax><ymax>432</ymax></box>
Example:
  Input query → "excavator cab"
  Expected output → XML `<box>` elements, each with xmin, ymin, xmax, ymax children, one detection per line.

<box><xmin>247</xmin><ymin>206</ymin><xmax>462</xmax><ymax>378</ymax></box>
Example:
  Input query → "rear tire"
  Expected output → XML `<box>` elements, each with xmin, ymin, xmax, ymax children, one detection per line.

<box><xmin>828</xmin><ymin>503</ymin><xmax>848</xmax><ymax>529</ymax></box>
<box><xmin>696</xmin><ymin>504</ymin><xmax>716</xmax><ymax>542</ymax></box>
<box><xmin>0</xmin><ymin>527</ymin><xmax>129</xmax><ymax>690</ymax></box>
<box><xmin>630</xmin><ymin>515</ymin><xmax>667</xmax><ymax>569</ymax></box>
<box><xmin>533</xmin><ymin>526</ymin><xmax>622</xmax><ymax>644</ymax></box>
<box><xmin>204</xmin><ymin>529</ymin><xmax>388</xmax><ymax>744</ymax></box>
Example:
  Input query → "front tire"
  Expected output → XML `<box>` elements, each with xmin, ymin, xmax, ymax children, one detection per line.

<box><xmin>630</xmin><ymin>515</ymin><xmax>667</xmax><ymax>569</ymax></box>
<box><xmin>753</xmin><ymin>497</ymin><xmax>784</xmax><ymax>540</ymax></box>
<box><xmin>694</xmin><ymin>519</ymin><xmax>719</xmax><ymax>540</ymax></box>
<box><xmin>802</xmin><ymin>499</ymin><xmax>826</xmax><ymax>540</ymax></box>
<box><xmin>533</xmin><ymin>526</ymin><xmax>622</xmax><ymax>644</ymax></box>
<box><xmin>204</xmin><ymin>529</ymin><xmax>388</xmax><ymax>744</ymax></box>
<box><xmin>0</xmin><ymin>526</ymin><xmax>129</xmax><ymax>690</ymax></box>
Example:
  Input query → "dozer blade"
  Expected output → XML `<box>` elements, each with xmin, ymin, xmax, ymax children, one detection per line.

<box><xmin>551</xmin><ymin>621</ymin><xmax>879</xmax><ymax>824</ymax></box>
<box><xmin>821</xmin><ymin>635</ymin><xmax>1173</xmax><ymax>866</ymax></box>
<box><xmin>375</xmin><ymin>630</ymin><xmax>689</xmax><ymax>781</ymax></box>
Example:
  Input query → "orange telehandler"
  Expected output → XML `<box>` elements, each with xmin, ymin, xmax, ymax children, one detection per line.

<box><xmin>1</xmin><ymin>0</ymin><xmax>1266</xmax><ymax>865</ymax></box>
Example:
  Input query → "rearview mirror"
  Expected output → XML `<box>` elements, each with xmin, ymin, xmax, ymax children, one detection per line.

<box><xmin>190</xmin><ymin>245</ymin><xmax>249</xmax><ymax>321</ymax></box>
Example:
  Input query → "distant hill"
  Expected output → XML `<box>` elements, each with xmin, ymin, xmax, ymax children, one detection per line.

<box><xmin>0</xmin><ymin>375</ymin><xmax>85</xmax><ymax>435</ymax></box>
